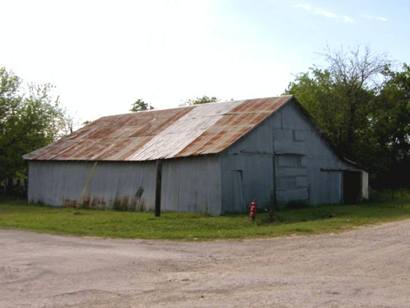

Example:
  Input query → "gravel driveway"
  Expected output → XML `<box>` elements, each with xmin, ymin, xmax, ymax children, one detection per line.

<box><xmin>1</xmin><ymin>221</ymin><xmax>410</xmax><ymax>308</ymax></box>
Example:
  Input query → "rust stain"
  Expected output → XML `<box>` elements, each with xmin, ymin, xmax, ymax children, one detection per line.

<box><xmin>177</xmin><ymin>97</ymin><xmax>290</xmax><ymax>157</ymax></box>
<box><xmin>25</xmin><ymin>106</ymin><xmax>194</xmax><ymax>161</ymax></box>
<box><xmin>24</xmin><ymin>96</ymin><xmax>292</xmax><ymax>161</ymax></box>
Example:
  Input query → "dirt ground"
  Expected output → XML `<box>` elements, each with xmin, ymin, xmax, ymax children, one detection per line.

<box><xmin>1</xmin><ymin>221</ymin><xmax>410</xmax><ymax>308</ymax></box>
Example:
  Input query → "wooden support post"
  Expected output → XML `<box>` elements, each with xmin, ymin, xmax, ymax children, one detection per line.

<box><xmin>270</xmin><ymin>135</ymin><xmax>277</xmax><ymax>222</ymax></box>
<box><xmin>155</xmin><ymin>160</ymin><xmax>162</xmax><ymax>217</ymax></box>
<box><xmin>272</xmin><ymin>155</ymin><xmax>277</xmax><ymax>208</ymax></box>
<box><xmin>270</xmin><ymin>154</ymin><xmax>277</xmax><ymax>223</ymax></box>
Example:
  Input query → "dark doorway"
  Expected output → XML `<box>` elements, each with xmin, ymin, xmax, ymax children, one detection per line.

<box><xmin>343</xmin><ymin>171</ymin><xmax>362</xmax><ymax>204</ymax></box>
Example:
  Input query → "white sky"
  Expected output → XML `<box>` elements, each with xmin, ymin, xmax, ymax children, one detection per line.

<box><xmin>1</xmin><ymin>0</ymin><xmax>407</xmax><ymax>123</ymax></box>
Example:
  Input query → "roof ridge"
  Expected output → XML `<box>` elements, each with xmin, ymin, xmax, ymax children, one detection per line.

<box><xmin>98</xmin><ymin>96</ymin><xmax>290</xmax><ymax>120</ymax></box>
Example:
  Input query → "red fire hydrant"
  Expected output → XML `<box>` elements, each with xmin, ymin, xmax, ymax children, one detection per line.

<box><xmin>249</xmin><ymin>200</ymin><xmax>257</xmax><ymax>222</ymax></box>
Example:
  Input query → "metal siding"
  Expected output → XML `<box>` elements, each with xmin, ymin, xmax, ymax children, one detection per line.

<box><xmin>28</xmin><ymin>161</ymin><xmax>157</xmax><ymax>209</ymax></box>
<box><xmin>161</xmin><ymin>156</ymin><xmax>222</xmax><ymax>215</ymax></box>
<box><xmin>274</xmin><ymin>102</ymin><xmax>354</xmax><ymax>204</ymax></box>
<box><xmin>28</xmin><ymin>158</ymin><xmax>223</xmax><ymax>215</ymax></box>
<box><xmin>29</xmin><ymin>161</ymin><xmax>88</xmax><ymax>206</ymax></box>
<box><xmin>321</xmin><ymin>171</ymin><xmax>343</xmax><ymax>204</ymax></box>
<box><xmin>221</xmin><ymin>119</ymin><xmax>274</xmax><ymax>213</ymax></box>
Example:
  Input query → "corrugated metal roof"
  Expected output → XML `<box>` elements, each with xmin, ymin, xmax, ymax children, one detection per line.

<box><xmin>24</xmin><ymin>96</ymin><xmax>292</xmax><ymax>161</ymax></box>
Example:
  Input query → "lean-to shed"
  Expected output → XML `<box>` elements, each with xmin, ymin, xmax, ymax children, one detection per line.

<box><xmin>24</xmin><ymin>96</ymin><xmax>368</xmax><ymax>215</ymax></box>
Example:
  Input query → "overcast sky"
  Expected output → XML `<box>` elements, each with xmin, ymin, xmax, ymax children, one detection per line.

<box><xmin>1</xmin><ymin>0</ymin><xmax>409</xmax><ymax>122</ymax></box>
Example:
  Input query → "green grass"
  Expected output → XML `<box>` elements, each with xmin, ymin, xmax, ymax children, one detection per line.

<box><xmin>0</xmin><ymin>197</ymin><xmax>410</xmax><ymax>240</ymax></box>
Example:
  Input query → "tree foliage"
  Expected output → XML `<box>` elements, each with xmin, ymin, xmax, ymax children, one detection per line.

<box><xmin>130</xmin><ymin>98</ymin><xmax>153</xmax><ymax>112</ymax></box>
<box><xmin>186</xmin><ymin>96</ymin><xmax>218</xmax><ymax>105</ymax></box>
<box><xmin>286</xmin><ymin>47</ymin><xmax>409</xmax><ymax>187</ymax></box>
<box><xmin>372</xmin><ymin>65</ymin><xmax>410</xmax><ymax>187</ymax></box>
<box><xmin>0</xmin><ymin>67</ymin><xmax>69</xmax><ymax>194</ymax></box>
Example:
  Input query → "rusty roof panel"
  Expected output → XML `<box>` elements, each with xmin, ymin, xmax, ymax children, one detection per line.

<box><xmin>126</xmin><ymin>99</ymin><xmax>243</xmax><ymax>160</ymax></box>
<box><xmin>24</xmin><ymin>96</ymin><xmax>292</xmax><ymax>161</ymax></box>
<box><xmin>176</xmin><ymin>97</ymin><xmax>290</xmax><ymax>157</ymax></box>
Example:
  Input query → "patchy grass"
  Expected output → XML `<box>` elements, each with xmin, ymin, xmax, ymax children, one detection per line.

<box><xmin>0</xmin><ymin>198</ymin><xmax>410</xmax><ymax>240</ymax></box>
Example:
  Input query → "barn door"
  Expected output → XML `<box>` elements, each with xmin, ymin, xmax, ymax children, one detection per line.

<box><xmin>232</xmin><ymin>170</ymin><xmax>245</xmax><ymax>212</ymax></box>
<box><xmin>275</xmin><ymin>154</ymin><xmax>309</xmax><ymax>204</ymax></box>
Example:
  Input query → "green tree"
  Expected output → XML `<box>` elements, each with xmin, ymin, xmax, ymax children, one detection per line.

<box><xmin>130</xmin><ymin>98</ymin><xmax>153</xmax><ymax>112</ymax></box>
<box><xmin>0</xmin><ymin>67</ymin><xmax>69</xmax><ymax>195</ymax></box>
<box><xmin>186</xmin><ymin>96</ymin><xmax>218</xmax><ymax>105</ymax></box>
<box><xmin>371</xmin><ymin>64</ymin><xmax>410</xmax><ymax>187</ymax></box>
<box><xmin>285</xmin><ymin>47</ymin><xmax>388</xmax><ymax>164</ymax></box>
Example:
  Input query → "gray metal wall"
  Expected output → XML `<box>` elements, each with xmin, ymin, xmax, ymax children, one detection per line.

<box><xmin>272</xmin><ymin>101</ymin><xmax>352</xmax><ymax>205</ymax></box>
<box><xmin>28</xmin><ymin>156</ymin><xmax>222</xmax><ymax>215</ymax></box>
<box><xmin>220</xmin><ymin>100</ymin><xmax>364</xmax><ymax>213</ymax></box>
<box><xmin>161</xmin><ymin>156</ymin><xmax>222</xmax><ymax>215</ymax></box>
<box><xmin>220</xmin><ymin>116</ymin><xmax>274</xmax><ymax>212</ymax></box>
<box><xmin>28</xmin><ymin>161</ymin><xmax>157</xmax><ymax>209</ymax></box>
